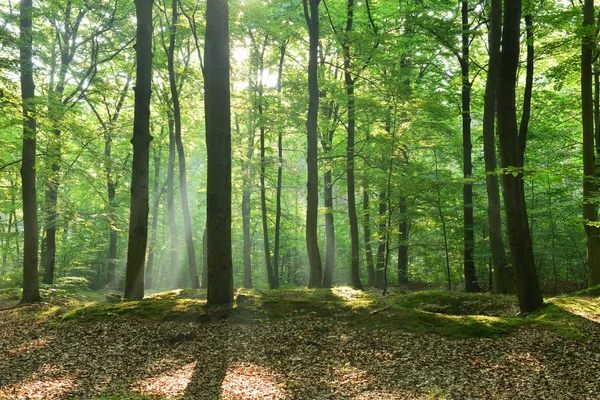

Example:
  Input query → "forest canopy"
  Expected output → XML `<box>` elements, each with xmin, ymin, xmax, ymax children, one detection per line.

<box><xmin>0</xmin><ymin>0</ymin><xmax>597</xmax><ymax>312</ymax></box>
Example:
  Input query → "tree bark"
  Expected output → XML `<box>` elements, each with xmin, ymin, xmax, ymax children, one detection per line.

<box><xmin>241</xmin><ymin>113</ymin><xmax>254</xmax><ymax>288</ymax></box>
<box><xmin>483</xmin><ymin>0</ymin><xmax>512</xmax><ymax>294</ymax></box>
<box><xmin>145</xmin><ymin>151</ymin><xmax>161</xmax><ymax>289</ymax></box>
<box><xmin>124</xmin><ymin>0</ymin><xmax>154</xmax><ymax>301</ymax></box>
<box><xmin>497</xmin><ymin>0</ymin><xmax>543</xmax><ymax>312</ymax></box>
<box><xmin>205</xmin><ymin>0</ymin><xmax>233</xmax><ymax>305</ymax></box>
<box><xmin>167</xmin><ymin>0</ymin><xmax>199</xmax><ymax>289</ymax></box>
<box><xmin>19</xmin><ymin>0</ymin><xmax>40</xmax><ymax>303</ymax></box>
<box><xmin>582</xmin><ymin>0</ymin><xmax>600</xmax><ymax>287</ymax></box>
<box><xmin>461</xmin><ymin>1</ymin><xmax>480</xmax><ymax>292</ymax></box>
<box><xmin>273</xmin><ymin>42</ymin><xmax>287</xmax><ymax>289</ymax></box>
<box><xmin>166</xmin><ymin>115</ymin><xmax>179</xmax><ymax>288</ymax></box>
<box><xmin>256</xmin><ymin>34</ymin><xmax>276</xmax><ymax>289</ymax></box>
<box><xmin>303</xmin><ymin>0</ymin><xmax>323</xmax><ymax>288</ymax></box>
<box><xmin>344</xmin><ymin>0</ymin><xmax>363</xmax><ymax>290</ymax></box>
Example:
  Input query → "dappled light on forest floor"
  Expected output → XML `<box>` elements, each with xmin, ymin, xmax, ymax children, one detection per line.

<box><xmin>220</xmin><ymin>362</ymin><xmax>287</xmax><ymax>399</ymax></box>
<box><xmin>331</xmin><ymin>286</ymin><xmax>368</xmax><ymax>301</ymax></box>
<box><xmin>551</xmin><ymin>297</ymin><xmax>600</xmax><ymax>324</ymax></box>
<box><xmin>2</xmin><ymin>290</ymin><xmax>600</xmax><ymax>399</ymax></box>
<box><xmin>0</xmin><ymin>365</ymin><xmax>75</xmax><ymax>399</ymax></box>
<box><xmin>131</xmin><ymin>360</ymin><xmax>196</xmax><ymax>397</ymax></box>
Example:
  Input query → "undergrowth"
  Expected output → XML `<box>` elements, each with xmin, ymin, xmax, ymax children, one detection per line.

<box><xmin>29</xmin><ymin>286</ymin><xmax>597</xmax><ymax>340</ymax></box>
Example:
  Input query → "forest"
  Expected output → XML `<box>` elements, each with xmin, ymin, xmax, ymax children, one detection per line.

<box><xmin>1</xmin><ymin>0</ymin><xmax>600</xmax><ymax>398</ymax></box>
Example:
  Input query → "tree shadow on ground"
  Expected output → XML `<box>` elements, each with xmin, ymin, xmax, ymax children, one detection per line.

<box><xmin>1</xmin><ymin>288</ymin><xmax>600</xmax><ymax>399</ymax></box>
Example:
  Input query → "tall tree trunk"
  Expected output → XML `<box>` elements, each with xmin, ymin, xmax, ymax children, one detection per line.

<box><xmin>166</xmin><ymin>116</ymin><xmax>179</xmax><ymax>288</ymax></box>
<box><xmin>145</xmin><ymin>151</ymin><xmax>161</xmax><ymax>289</ymax></box>
<box><xmin>497</xmin><ymin>0</ymin><xmax>543</xmax><ymax>312</ymax></box>
<box><xmin>434</xmin><ymin>151</ymin><xmax>452</xmax><ymax>291</ymax></box>
<box><xmin>241</xmin><ymin>113</ymin><xmax>254</xmax><ymax>288</ymax></box>
<box><xmin>344</xmin><ymin>0</ymin><xmax>363</xmax><ymax>290</ymax></box>
<box><xmin>256</xmin><ymin>35</ymin><xmax>276</xmax><ymax>289</ymax></box>
<box><xmin>205</xmin><ymin>0</ymin><xmax>233</xmax><ymax>305</ymax></box>
<box><xmin>273</xmin><ymin>42</ymin><xmax>287</xmax><ymax>289</ymax></box>
<box><xmin>124</xmin><ymin>0</ymin><xmax>154</xmax><ymax>301</ymax></box>
<box><xmin>303</xmin><ymin>0</ymin><xmax>323</xmax><ymax>288</ymax></box>
<box><xmin>483</xmin><ymin>0</ymin><xmax>512</xmax><ymax>294</ymax></box>
<box><xmin>41</xmin><ymin>1</ymin><xmax>85</xmax><ymax>285</ymax></box>
<box><xmin>320</xmin><ymin>58</ymin><xmax>337</xmax><ymax>288</ymax></box>
<box><xmin>363</xmin><ymin>188</ymin><xmax>375</xmax><ymax>286</ymax></box>
<box><xmin>168</xmin><ymin>0</ymin><xmax>199</xmax><ymax>289</ymax></box>
<box><xmin>104</xmin><ymin>76</ymin><xmax>131</xmax><ymax>289</ymax></box>
<box><xmin>19</xmin><ymin>0</ymin><xmax>40</xmax><ymax>303</ymax></box>
<box><xmin>582</xmin><ymin>0</ymin><xmax>600</xmax><ymax>286</ymax></box>
<box><xmin>375</xmin><ymin>191</ymin><xmax>387</xmax><ymax>289</ymax></box>
<box><xmin>461</xmin><ymin>1</ymin><xmax>480</xmax><ymax>292</ymax></box>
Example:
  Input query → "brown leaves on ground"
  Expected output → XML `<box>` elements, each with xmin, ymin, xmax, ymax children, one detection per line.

<box><xmin>1</xmin><ymin>301</ymin><xmax>600</xmax><ymax>400</ymax></box>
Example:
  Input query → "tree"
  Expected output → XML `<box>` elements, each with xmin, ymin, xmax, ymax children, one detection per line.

<box><xmin>19</xmin><ymin>0</ymin><xmax>40</xmax><ymax>303</ymax></box>
<box><xmin>85</xmin><ymin>74</ymin><xmax>132</xmax><ymax>289</ymax></box>
<box><xmin>205</xmin><ymin>0</ymin><xmax>233</xmax><ymax>305</ymax></box>
<box><xmin>460</xmin><ymin>1</ymin><xmax>480</xmax><ymax>292</ymax></box>
<box><xmin>343</xmin><ymin>0</ymin><xmax>363</xmax><ymax>290</ymax></box>
<box><xmin>303</xmin><ymin>0</ymin><xmax>323</xmax><ymax>288</ymax></box>
<box><xmin>496</xmin><ymin>0</ymin><xmax>543</xmax><ymax>312</ymax></box>
<box><xmin>482</xmin><ymin>0</ymin><xmax>512</xmax><ymax>294</ymax></box>
<box><xmin>167</xmin><ymin>0</ymin><xmax>199</xmax><ymax>289</ymax></box>
<box><xmin>124</xmin><ymin>0</ymin><xmax>154</xmax><ymax>301</ymax></box>
<box><xmin>581</xmin><ymin>0</ymin><xmax>600</xmax><ymax>287</ymax></box>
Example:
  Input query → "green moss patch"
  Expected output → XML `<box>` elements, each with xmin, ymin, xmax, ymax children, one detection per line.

<box><xmin>49</xmin><ymin>287</ymin><xmax>600</xmax><ymax>340</ymax></box>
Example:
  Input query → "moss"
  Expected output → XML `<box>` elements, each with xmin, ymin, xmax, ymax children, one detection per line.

<box><xmin>392</xmin><ymin>290</ymin><xmax>518</xmax><ymax>316</ymax></box>
<box><xmin>60</xmin><ymin>297</ymin><xmax>208</xmax><ymax>321</ymax></box>
<box><xmin>51</xmin><ymin>287</ymin><xmax>600</xmax><ymax>341</ymax></box>
<box><xmin>566</xmin><ymin>284</ymin><xmax>600</xmax><ymax>297</ymax></box>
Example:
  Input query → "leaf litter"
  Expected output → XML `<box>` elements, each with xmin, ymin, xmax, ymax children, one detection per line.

<box><xmin>0</xmin><ymin>297</ymin><xmax>599</xmax><ymax>399</ymax></box>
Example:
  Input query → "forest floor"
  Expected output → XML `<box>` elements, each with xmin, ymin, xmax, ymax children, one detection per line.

<box><xmin>0</xmin><ymin>286</ymin><xmax>599</xmax><ymax>400</ymax></box>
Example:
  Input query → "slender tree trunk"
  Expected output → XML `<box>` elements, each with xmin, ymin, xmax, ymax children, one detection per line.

<box><xmin>106</xmin><ymin>149</ymin><xmax>118</xmax><ymax>289</ymax></box>
<box><xmin>205</xmin><ymin>0</ymin><xmax>233</xmax><ymax>305</ymax></box>
<box><xmin>167</xmin><ymin>0</ymin><xmax>199</xmax><ymax>289</ymax></box>
<box><xmin>483</xmin><ymin>0</ymin><xmax>512</xmax><ymax>294</ymax></box>
<box><xmin>41</xmin><ymin>2</ymin><xmax>83</xmax><ymax>285</ymax></box>
<box><xmin>497</xmin><ymin>0</ymin><xmax>543</xmax><ymax>312</ymax></box>
<box><xmin>256</xmin><ymin>35</ymin><xmax>275</xmax><ymax>289</ymax></box>
<box><xmin>434</xmin><ymin>152</ymin><xmax>452</xmax><ymax>291</ymax></box>
<box><xmin>104</xmin><ymin>77</ymin><xmax>131</xmax><ymax>289</ymax></box>
<box><xmin>320</xmin><ymin>61</ymin><xmax>337</xmax><ymax>288</ymax></box>
<box><xmin>145</xmin><ymin>151</ymin><xmax>161</xmax><ymax>289</ymax></box>
<box><xmin>124</xmin><ymin>0</ymin><xmax>154</xmax><ymax>301</ymax></box>
<box><xmin>375</xmin><ymin>191</ymin><xmax>387</xmax><ymax>289</ymax></box>
<box><xmin>322</xmin><ymin>160</ymin><xmax>335</xmax><ymax>288</ymax></box>
<box><xmin>582</xmin><ymin>0</ymin><xmax>600</xmax><ymax>287</ymax></box>
<box><xmin>19</xmin><ymin>0</ymin><xmax>40</xmax><ymax>303</ymax></box>
<box><xmin>344</xmin><ymin>0</ymin><xmax>363</xmax><ymax>290</ymax></box>
<box><xmin>461</xmin><ymin>1</ymin><xmax>480</xmax><ymax>292</ymax></box>
<box><xmin>363</xmin><ymin>188</ymin><xmax>375</xmax><ymax>286</ymax></box>
<box><xmin>273</xmin><ymin>42</ymin><xmax>286</xmax><ymax>289</ymax></box>
<box><xmin>166</xmin><ymin>116</ymin><xmax>179</xmax><ymax>288</ymax></box>
<box><xmin>397</xmin><ymin>193</ymin><xmax>409</xmax><ymax>284</ymax></box>
<box><xmin>303</xmin><ymin>0</ymin><xmax>323</xmax><ymax>288</ymax></box>
<box><xmin>241</xmin><ymin>113</ymin><xmax>254</xmax><ymax>288</ymax></box>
